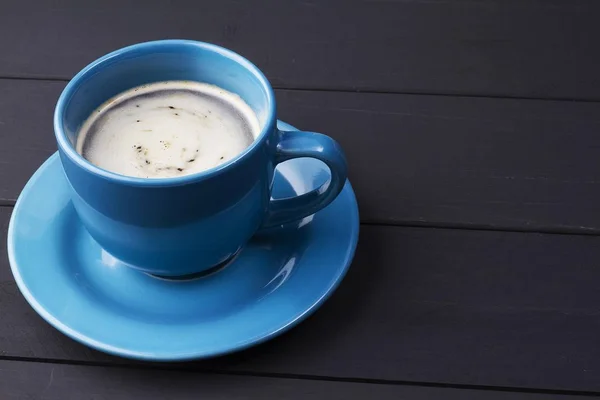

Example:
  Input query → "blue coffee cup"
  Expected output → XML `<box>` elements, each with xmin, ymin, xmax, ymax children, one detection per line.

<box><xmin>54</xmin><ymin>40</ymin><xmax>347</xmax><ymax>277</ymax></box>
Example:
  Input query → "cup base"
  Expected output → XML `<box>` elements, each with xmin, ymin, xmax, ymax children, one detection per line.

<box><xmin>145</xmin><ymin>249</ymin><xmax>241</xmax><ymax>282</ymax></box>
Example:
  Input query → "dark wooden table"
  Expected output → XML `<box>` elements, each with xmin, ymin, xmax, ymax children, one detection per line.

<box><xmin>2</xmin><ymin>1</ymin><xmax>600</xmax><ymax>398</ymax></box>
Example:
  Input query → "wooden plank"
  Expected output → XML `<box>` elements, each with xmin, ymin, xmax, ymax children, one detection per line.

<box><xmin>3</xmin><ymin>207</ymin><xmax>600</xmax><ymax>392</ymax></box>
<box><xmin>0</xmin><ymin>0</ymin><xmax>599</xmax><ymax>99</ymax></box>
<box><xmin>0</xmin><ymin>360</ymin><xmax>587</xmax><ymax>400</ymax></box>
<box><xmin>3</xmin><ymin>79</ymin><xmax>600</xmax><ymax>231</ymax></box>
<box><xmin>0</xmin><ymin>80</ymin><xmax>61</xmax><ymax>205</ymax></box>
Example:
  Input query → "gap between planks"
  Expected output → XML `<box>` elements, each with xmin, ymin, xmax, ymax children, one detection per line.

<box><xmin>1</xmin><ymin>75</ymin><xmax>600</xmax><ymax>104</ymax></box>
<box><xmin>0</xmin><ymin>355</ymin><xmax>598</xmax><ymax>398</ymax></box>
<box><xmin>1</xmin><ymin>202</ymin><xmax>600</xmax><ymax>237</ymax></box>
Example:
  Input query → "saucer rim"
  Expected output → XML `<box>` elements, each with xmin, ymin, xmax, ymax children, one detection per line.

<box><xmin>7</xmin><ymin>120</ymin><xmax>360</xmax><ymax>361</ymax></box>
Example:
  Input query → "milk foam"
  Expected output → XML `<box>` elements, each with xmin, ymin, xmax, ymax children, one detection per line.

<box><xmin>76</xmin><ymin>81</ymin><xmax>260</xmax><ymax>179</ymax></box>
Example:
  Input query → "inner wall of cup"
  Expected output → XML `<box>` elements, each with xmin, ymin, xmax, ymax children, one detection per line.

<box><xmin>60</xmin><ymin>43</ymin><xmax>272</xmax><ymax>148</ymax></box>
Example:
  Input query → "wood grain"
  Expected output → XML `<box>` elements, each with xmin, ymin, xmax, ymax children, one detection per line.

<box><xmin>0</xmin><ymin>0</ymin><xmax>599</xmax><ymax>99</ymax></box>
<box><xmin>0</xmin><ymin>360</ymin><xmax>588</xmax><ymax>400</ymax></box>
<box><xmin>3</xmin><ymin>207</ymin><xmax>600</xmax><ymax>392</ymax></box>
<box><xmin>3</xmin><ymin>79</ymin><xmax>600</xmax><ymax>232</ymax></box>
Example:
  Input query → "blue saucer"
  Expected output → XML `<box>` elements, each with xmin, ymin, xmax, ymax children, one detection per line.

<box><xmin>8</xmin><ymin>121</ymin><xmax>359</xmax><ymax>361</ymax></box>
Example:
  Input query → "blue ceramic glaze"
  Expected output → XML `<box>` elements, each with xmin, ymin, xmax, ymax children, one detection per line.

<box><xmin>8</xmin><ymin>122</ymin><xmax>359</xmax><ymax>360</ymax></box>
<box><xmin>54</xmin><ymin>40</ymin><xmax>347</xmax><ymax>276</ymax></box>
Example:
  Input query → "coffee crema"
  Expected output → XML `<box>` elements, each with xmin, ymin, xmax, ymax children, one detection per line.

<box><xmin>76</xmin><ymin>81</ymin><xmax>260</xmax><ymax>179</ymax></box>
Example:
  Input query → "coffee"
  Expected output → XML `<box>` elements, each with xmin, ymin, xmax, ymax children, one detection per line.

<box><xmin>76</xmin><ymin>81</ymin><xmax>260</xmax><ymax>179</ymax></box>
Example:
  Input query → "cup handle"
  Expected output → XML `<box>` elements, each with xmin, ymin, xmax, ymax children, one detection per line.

<box><xmin>262</xmin><ymin>128</ymin><xmax>348</xmax><ymax>228</ymax></box>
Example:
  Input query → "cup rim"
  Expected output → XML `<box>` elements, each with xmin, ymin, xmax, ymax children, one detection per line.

<box><xmin>54</xmin><ymin>39</ymin><xmax>276</xmax><ymax>187</ymax></box>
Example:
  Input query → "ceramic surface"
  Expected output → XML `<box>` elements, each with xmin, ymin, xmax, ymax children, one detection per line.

<box><xmin>8</xmin><ymin>121</ymin><xmax>359</xmax><ymax>361</ymax></box>
<box><xmin>55</xmin><ymin>40</ymin><xmax>348</xmax><ymax>276</ymax></box>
